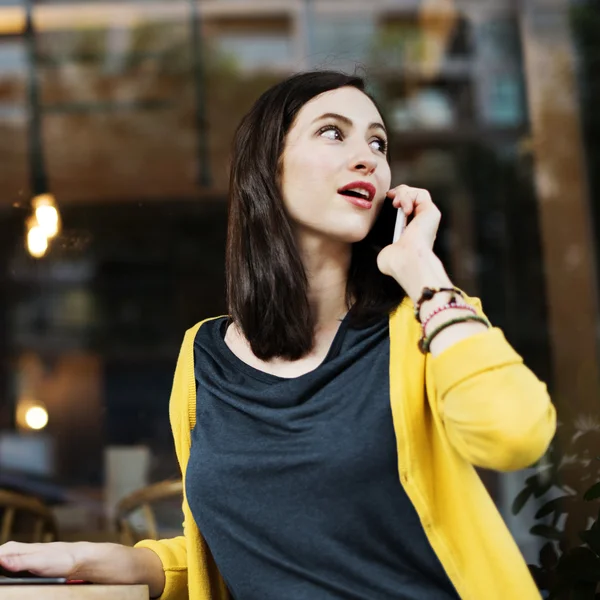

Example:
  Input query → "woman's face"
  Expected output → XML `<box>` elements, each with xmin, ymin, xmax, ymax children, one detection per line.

<box><xmin>280</xmin><ymin>86</ymin><xmax>392</xmax><ymax>244</ymax></box>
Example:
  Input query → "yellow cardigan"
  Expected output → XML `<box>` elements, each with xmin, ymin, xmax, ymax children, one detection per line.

<box><xmin>136</xmin><ymin>297</ymin><xmax>556</xmax><ymax>600</ymax></box>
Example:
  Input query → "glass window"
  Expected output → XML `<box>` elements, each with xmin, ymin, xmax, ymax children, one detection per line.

<box><xmin>312</xmin><ymin>15</ymin><xmax>376</xmax><ymax>70</ymax></box>
<box><xmin>216</xmin><ymin>33</ymin><xmax>292</xmax><ymax>70</ymax></box>
<box><xmin>0</xmin><ymin>3</ymin><xmax>599</xmax><ymax>597</ymax></box>
<box><xmin>482</xmin><ymin>73</ymin><xmax>525</xmax><ymax>126</ymax></box>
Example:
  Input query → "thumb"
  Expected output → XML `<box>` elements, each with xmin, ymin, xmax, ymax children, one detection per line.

<box><xmin>376</xmin><ymin>243</ymin><xmax>396</xmax><ymax>278</ymax></box>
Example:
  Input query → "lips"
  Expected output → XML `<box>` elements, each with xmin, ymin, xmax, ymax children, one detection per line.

<box><xmin>337</xmin><ymin>181</ymin><xmax>376</xmax><ymax>203</ymax></box>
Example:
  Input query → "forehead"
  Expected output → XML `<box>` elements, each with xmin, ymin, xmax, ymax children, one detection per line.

<box><xmin>293</xmin><ymin>86</ymin><xmax>383</xmax><ymax>128</ymax></box>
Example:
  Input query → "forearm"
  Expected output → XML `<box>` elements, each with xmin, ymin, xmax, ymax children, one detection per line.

<box><xmin>430</xmin><ymin>328</ymin><xmax>556</xmax><ymax>470</ymax></box>
<box><xmin>75</xmin><ymin>543</ymin><xmax>165</xmax><ymax>598</ymax></box>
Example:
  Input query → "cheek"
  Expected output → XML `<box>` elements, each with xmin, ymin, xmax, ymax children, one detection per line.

<box><xmin>380</xmin><ymin>164</ymin><xmax>392</xmax><ymax>191</ymax></box>
<box><xmin>283</xmin><ymin>148</ymin><xmax>335</xmax><ymax>194</ymax></box>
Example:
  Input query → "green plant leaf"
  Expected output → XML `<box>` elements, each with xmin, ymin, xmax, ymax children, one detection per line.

<box><xmin>584</xmin><ymin>482</ymin><xmax>600</xmax><ymax>501</ymax></box>
<box><xmin>565</xmin><ymin>511</ymin><xmax>592</xmax><ymax>545</ymax></box>
<box><xmin>557</xmin><ymin>547</ymin><xmax>600</xmax><ymax>583</ymax></box>
<box><xmin>535</xmin><ymin>496</ymin><xmax>572</xmax><ymax>519</ymax></box>
<box><xmin>531</xmin><ymin>524</ymin><xmax>563</xmax><ymax>541</ymax></box>
<box><xmin>580</xmin><ymin>528</ymin><xmax>600</xmax><ymax>557</ymax></box>
<box><xmin>547</xmin><ymin>581</ymin><xmax>570</xmax><ymax>600</ymax></box>
<box><xmin>540</xmin><ymin>541</ymin><xmax>559</xmax><ymax>570</ymax></box>
<box><xmin>528</xmin><ymin>563</ymin><xmax>553</xmax><ymax>591</ymax></box>
<box><xmin>547</xmin><ymin>582</ymin><xmax>570</xmax><ymax>600</ymax></box>
<box><xmin>512</xmin><ymin>486</ymin><xmax>534</xmax><ymax>515</ymax></box>
<box><xmin>533</xmin><ymin>477</ymin><xmax>555</xmax><ymax>498</ymax></box>
<box><xmin>571</xmin><ymin>581</ymin><xmax>597</xmax><ymax>600</ymax></box>
<box><xmin>525</xmin><ymin>474</ymin><xmax>554</xmax><ymax>498</ymax></box>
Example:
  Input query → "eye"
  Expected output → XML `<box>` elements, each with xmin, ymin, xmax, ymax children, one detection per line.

<box><xmin>370</xmin><ymin>137</ymin><xmax>388</xmax><ymax>154</ymax></box>
<box><xmin>318</xmin><ymin>124</ymin><xmax>343</xmax><ymax>141</ymax></box>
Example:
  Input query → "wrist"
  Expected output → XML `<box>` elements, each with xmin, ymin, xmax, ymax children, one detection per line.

<box><xmin>71</xmin><ymin>543</ymin><xmax>142</xmax><ymax>585</ymax></box>
<box><xmin>70</xmin><ymin>542</ymin><xmax>97</xmax><ymax>580</ymax></box>
<box><xmin>393</xmin><ymin>249</ymin><xmax>452</xmax><ymax>302</ymax></box>
<box><xmin>132</xmin><ymin>547</ymin><xmax>165</xmax><ymax>598</ymax></box>
<box><xmin>420</xmin><ymin>298</ymin><xmax>475</xmax><ymax>331</ymax></box>
<box><xmin>418</xmin><ymin>290</ymin><xmax>470</xmax><ymax>321</ymax></box>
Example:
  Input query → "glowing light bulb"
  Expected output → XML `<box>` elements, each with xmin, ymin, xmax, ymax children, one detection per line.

<box><xmin>27</xmin><ymin>223</ymin><xmax>48</xmax><ymax>258</ymax></box>
<box><xmin>32</xmin><ymin>194</ymin><xmax>60</xmax><ymax>239</ymax></box>
<box><xmin>35</xmin><ymin>204</ymin><xmax>59</xmax><ymax>238</ymax></box>
<box><xmin>25</xmin><ymin>406</ymin><xmax>48</xmax><ymax>430</ymax></box>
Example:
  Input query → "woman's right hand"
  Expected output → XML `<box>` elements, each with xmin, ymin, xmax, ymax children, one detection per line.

<box><xmin>0</xmin><ymin>541</ymin><xmax>165</xmax><ymax>597</ymax></box>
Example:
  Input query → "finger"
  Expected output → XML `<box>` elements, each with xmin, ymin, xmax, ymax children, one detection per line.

<box><xmin>388</xmin><ymin>185</ymin><xmax>439</xmax><ymax>219</ymax></box>
<box><xmin>390</xmin><ymin>184</ymin><xmax>416</xmax><ymax>215</ymax></box>
<box><xmin>0</xmin><ymin>543</ymin><xmax>52</xmax><ymax>575</ymax></box>
<box><xmin>405</xmin><ymin>201</ymin><xmax>441</xmax><ymax>243</ymax></box>
<box><xmin>411</xmin><ymin>187</ymin><xmax>436</xmax><ymax>215</ymax></box>
<box><xmin>386</xmin><ymin>188</ymin><xmax>402</xmax><ymax>209</ymax></box>
<box><xmin>0</xmin><ymin>541</ymin><xmax>34</xmax><ymax>562</ymax></box>
<box><xmin>399</xmin><ymin>186</ymin><xmax>429</xmax><ymax>209</ymax></box>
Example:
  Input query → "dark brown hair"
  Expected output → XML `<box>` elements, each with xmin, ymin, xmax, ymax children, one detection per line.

<box><xmin>226</xmin><ymin>70</ymin><xmax>404</xmax><ymax>360</ymax></box>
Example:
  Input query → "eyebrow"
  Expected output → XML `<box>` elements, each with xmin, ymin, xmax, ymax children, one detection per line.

<box><xmin>311</xmin><ymin>112</ymin><xmax>387</xmax><ymax>136</ymax></box>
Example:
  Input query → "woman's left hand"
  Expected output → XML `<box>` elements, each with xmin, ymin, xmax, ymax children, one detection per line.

<box><xmin>377</xmin><ymin>184</ymin><xmax>452</xmax><ymax>302</ymax></box>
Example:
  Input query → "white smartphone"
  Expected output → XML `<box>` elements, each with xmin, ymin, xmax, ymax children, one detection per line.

<box><xmin>392</xmin><ymin>209</ymin><xmax>406</xmax><ymax>243</ymax></box>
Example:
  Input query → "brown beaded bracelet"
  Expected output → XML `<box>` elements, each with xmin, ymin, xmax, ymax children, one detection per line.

<box><xmin>414</xmin><ymin>286</ymin><xmax>465</xmax><ymax>322</ymax></box>
<box><xmin>418</xmin><ymin>314</ymin><xmax>491</xmax><ymax>354</ymax></box>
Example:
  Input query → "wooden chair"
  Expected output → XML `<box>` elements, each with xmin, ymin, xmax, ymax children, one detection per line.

<box><xmin>114</xmin><ymin>479</ymin><xmax>183</xmax><ymax>546</ymax></box>
<box><xmin>0</xmin><ymin>489</ymin><xmax>58</xmax><ymax>544</ymax></box>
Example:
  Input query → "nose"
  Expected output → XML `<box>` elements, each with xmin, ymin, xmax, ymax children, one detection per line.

<box><xmin>347</xmin><ymin>148</ymin><xmax>377</xmax><ymax>175</ymax></box>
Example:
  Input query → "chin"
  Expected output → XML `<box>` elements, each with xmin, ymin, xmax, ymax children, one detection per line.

<box><xmin>333</xmin><ymin>225</ymin><xmax>372</xmax><ymax>244</ymax></box>
<box><xmin>342</xmin><ymin>216</ymin><xmax>375</xmax><ymax>243</ymax></box>
<box><xmin>300</xmin><ymin>216</ymin><xmax>373</xmax><ymax>244</ymax></box>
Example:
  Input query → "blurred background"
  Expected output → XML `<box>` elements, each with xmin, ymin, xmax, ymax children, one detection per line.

<box><xmin>0</xmin><ymin>0</ymin><xmax>599</xmax><ymax>596</ymax></box>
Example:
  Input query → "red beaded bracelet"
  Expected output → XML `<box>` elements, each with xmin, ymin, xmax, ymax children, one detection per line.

<box><xmin>421</xmin><ymin>303</ymin><xmax>477</xmax><ymax>332</ymax></box>
<box><xmin>414</xmin><ymin>286</ymin><xmax>465</xmax><ymax>322</ymax></box>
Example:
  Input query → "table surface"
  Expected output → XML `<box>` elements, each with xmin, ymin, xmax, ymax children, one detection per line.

<box><xmin>0</xmin><ymin>584</ymin><xmax>148</xmax><ymax>599</ymax></box>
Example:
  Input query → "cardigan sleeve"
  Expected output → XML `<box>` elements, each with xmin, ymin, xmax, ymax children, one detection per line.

<box><xmin>429</xmin><ymin>299</ymin><xmax>557</xmax><ymax>472</ymax></box>
<box><xmin>134</xmin><ymin>328</ymin><xmax>194</xmax><ymax>600</ymax></box>
<box><xmin>134</xmin><ymin>537</ymin><xmax>188</xmax><ymax>600</ymax></box>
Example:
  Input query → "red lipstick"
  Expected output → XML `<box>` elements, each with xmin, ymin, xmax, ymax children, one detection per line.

<box><xmin>337</xmin><ymin>181</ymin><xmax>376</xmax><ymax>209</ymax></box>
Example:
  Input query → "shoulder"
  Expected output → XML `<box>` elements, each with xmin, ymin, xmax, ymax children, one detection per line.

<box><xmin>169</xmin><ymin>316</ymin><xmax>228</xmax><ymax>442</ymax></box>
<box><xmin>174</xmin><ymin>315</ymin><xmax>229</xmax><ymax>384</ymax></box>
<box><xmin>172</xmin><ymin>315</ymin><xmax>228</xmax><ymax>394</ymax></box>
<box><xmin>184</xmin><ymin>315</ymin><xmax>228</xmax><ymax>346</ymax></box>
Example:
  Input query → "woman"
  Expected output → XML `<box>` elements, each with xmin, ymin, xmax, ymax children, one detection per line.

<box><xmin>0</xmin><ymin>71</ymin><xmax>556</xmax><ymax>599</ymax></box>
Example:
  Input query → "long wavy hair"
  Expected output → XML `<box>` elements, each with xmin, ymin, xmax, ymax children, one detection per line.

<box><xmin>226</xmin><ymin>70</ymin><xmax>404</xmax><ymax>360</ymax></box>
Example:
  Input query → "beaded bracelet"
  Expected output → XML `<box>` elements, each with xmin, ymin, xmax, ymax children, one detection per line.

<box><xmin>414</xmin><ymin>286</ymin><xmax>465</xmax><ymax>322</ymax></box>
<box><xmin>418</xmin><ymin>314</ymin><xmax>491</xmax><ymax>354</ymax></box>
<box><xmin>421</xmin><ymin>302</ymin><xmax>477</xmax><ymax>331</ymax></box>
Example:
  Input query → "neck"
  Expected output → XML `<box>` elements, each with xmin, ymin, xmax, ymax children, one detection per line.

<box><xmin>297</xmin><ymin>230</ymin><xmax>352</xmax><ymax>331</ymax></box>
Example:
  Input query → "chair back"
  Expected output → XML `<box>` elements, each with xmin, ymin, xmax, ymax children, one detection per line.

<box><xmin>0</xmin><ymin>489</ymin><xmax>58</xmax><ymax>543</ymax></box>
<box><xmin>115</xmin><ymin>479</ymin><xmax>183</xmax><ymax>545</ymax></box>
